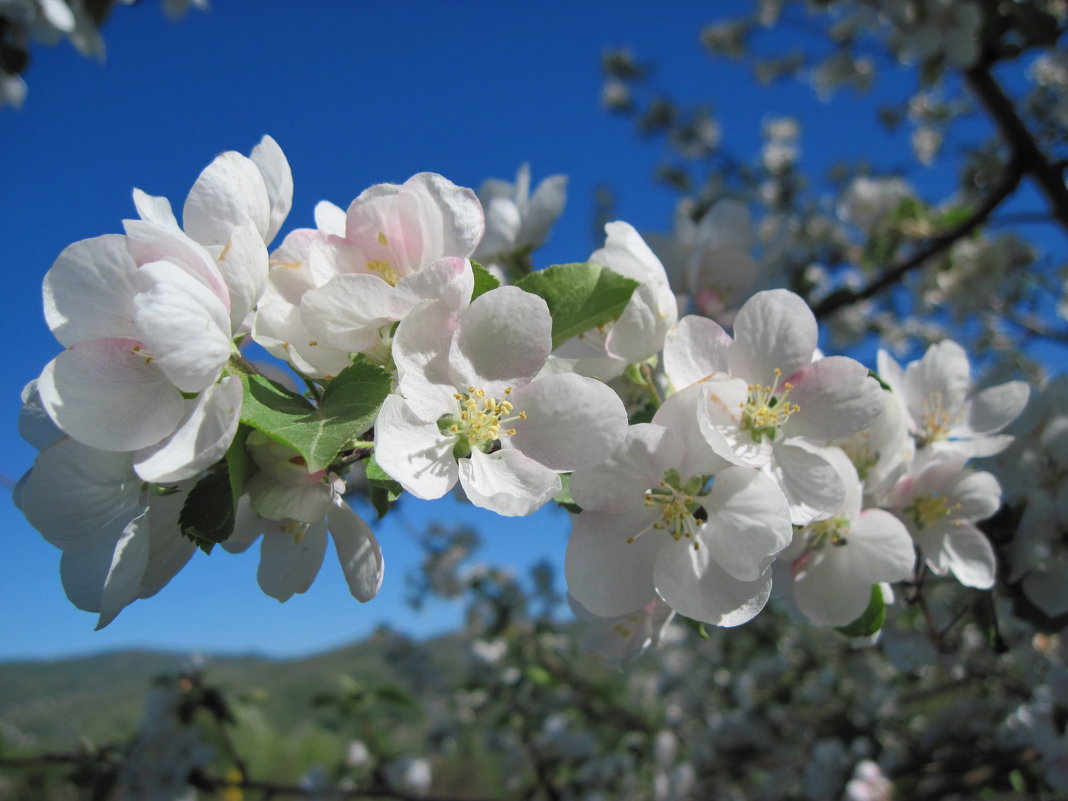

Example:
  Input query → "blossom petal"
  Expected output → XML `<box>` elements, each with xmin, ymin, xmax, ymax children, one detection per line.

<box><xmin>565</xmin><ymin>509</ymin><xmax>662</xmax><ymax>617</ymax></box>
<box><xmin>329</xmin><ymin>502</ymin><xmax>384</xmax><ymax>602</ymax></box>
<box><xmin>654</xmin><ymin>543</ymin><xmax>772</xmax><ymax>627</ymax></box>
<box><xmin>215</xmin><ymin>220</ymin><xmax>269</xmax><ymax>330</ymax></box>
<box><xmin>300</xmin><ymin>273</ymin><xmax>394</xmax><ymax>353</ymax></box>
<box><xmin>785</xmin><ymin>356</ymin><xmax>885</xmax><ymax>441</ymax></box>
<box><xmin>133</xmin><ymin>261</ymin><xmax>232</xmax><ymax>392</ymax></box>
<box><xmin>43</xmin><ymin>235</ymin><xmax>141</xmax><ymax>347</ymax></box>
<box><xmin>727</xmin><ymin>289</ymin><xmax>817</xmax><ymax>384</ymax></box>
<box><xmin>38</xmin><ymin>338</ymin><xmax>184</xmax><ymax>451</ymax></box>
<box><xmin>703</xmin><ymin>467</ymin><xmax>792</xmax><ymax>582</ymax></box>
<box><xmin>374</xmin><ymin>395</ymin><xmax>458</xmax><ymax>500</ymax></box>
<box><xmin>133</xmin><ymin>376</ymin><xmax>242</xmax><ymax>483</ymax></box>
<box><xmin>183</xmin><ymin>151</ymin><xmax>271</xmax><ymax>245</ymax></box>
<box><xmin>458</xmin><ymin>447</ymin><xmax>561</xmax><ymax>516</ymax></box>
<box><xmin>663</xmin><ymin>315</ymin><xmax>731</xmax><ymax>390</ymax></box>
<box><xmin>250</xmin><ymin>134</ymin><xmax>293</xmax><ymax>244</ymax></box>
<box><xmin>570</xmin><ymin>423</ymin><xmax>680</xmax><ymax>513</ymax></box>
<box><xmin>770</xmin><ymin>439</ymin><xmax>846</xmax><ymax>525</ymax></box>
<box><xmin>509</xmin><ymin>373</ymin><xmax>628</xmax><ymax>471</ymax></box>
<box><xmin>449</xmin><ymin>286</ymin><xmax>551</xmax><ymax>396</ymax></box>
<box><xmin>258</xmin><ymin>521</ymin><xmax>328</xmax><ymax>601</ymax></box>
<box><xmin>132</xmin><ymin>187</ymin><xmax>178</xmax><ymax>227</ymax></box>
<box><xmin>964</xmin><ymin>381</ymin><xmax>1029</xmax><ymax>437</ymax></box>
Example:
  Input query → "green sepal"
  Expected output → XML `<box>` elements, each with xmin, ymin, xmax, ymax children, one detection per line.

<box><xmin>178</xmin><ymin>468</ymin><xmax>238</xmax><ymax>555</ymax></box>
<box><xmin>553</xmin><ymin>473</ymin><xmax>582</xmax><ymax>514</ymax></box>
<box><xmin>470</xmin><ymin>260</ymin><xmax>500</xmax><ymax>300</ymax></box>
<box><xmin>515</xmin><ymin>262</ymin><xmax>639</xmax><ymax>349</ymax></box>
<box><xmin>836</xmin><ymin>585</ymin><xmax>886</xmax><ymax>638</ymax></box>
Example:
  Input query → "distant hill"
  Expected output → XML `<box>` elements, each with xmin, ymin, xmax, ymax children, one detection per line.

<box><xmin>0</xmin><ymin>629</ymin><xmax>470</xmax><ymax>751</ymax></box>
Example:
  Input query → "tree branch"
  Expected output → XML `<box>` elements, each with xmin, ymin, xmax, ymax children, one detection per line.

<box><xmin>813</xmin><ymin>160</ymin><xmax>1022</xmax><ymax>319</ymax></box>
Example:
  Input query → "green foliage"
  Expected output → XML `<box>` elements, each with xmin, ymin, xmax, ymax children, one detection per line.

<box><xmin>515</xmin><ymin>262</ymin><xmax>639</xmax><ymax>349</ymax></box>
<box><xmin>836</xmin><ymin>585</ymin><xmax>886</xmax><ymax>637</ymax></box>
<box><xmin>179</xmin><ymin>468</ymin><xmax>238</xmax><ymax>554</ymax></box>
<box><xmin>469</xmin><ymin>260</ymin><xmax>500</xmax><ymax>300</ymax></box>
<box><xmin>240</xmin><ymin>361</ymin><xmax>391</xmax><ymax>473</ymax></box>
<box><xmin>365</xmin><ymin>454</ymin><xmax>404</xmax><ymax>519</ymax></box>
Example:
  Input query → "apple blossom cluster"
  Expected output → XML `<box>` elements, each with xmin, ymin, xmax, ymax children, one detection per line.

<box><xmin>16</xmin><ymin>136</ymin><xmax>1030</xmax><ymax>644</ymax></box>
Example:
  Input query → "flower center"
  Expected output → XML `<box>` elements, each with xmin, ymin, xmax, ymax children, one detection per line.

<box><xmin>906</xmin><ymin>493</ymin><xmax>954</xmax><ymax>529</ymax></box>
<box><xmin>918</xmin><ymin>392</ymin><xmax>958</xmax><ymax>446</ymax></box>
<box><xmin>741</xmin><ymin>368</ymin><xmax>800</xmax><ymax>443</ymax></box>
<box><xmin>804</xmin><ymin>516</ymin><xmax>851</xmax><ymax>549</ymax></box>
<box><xmin>636</xmin><ymin>471</ymin><xmax>707</xmax><ymax>550</ymax></box>
<box><xmin>442</xmin><ymin>386</ymin><xmax>527</xmax><ymax>455</ymax></box>
<box><xmin>366</xmin><ymin>231</ymin><xmax>401</xmax><ymax>285</ymax></box>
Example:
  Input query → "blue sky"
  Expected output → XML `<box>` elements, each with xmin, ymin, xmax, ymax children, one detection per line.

<box><xmin>2</xmin><ymin>2</ymin><xmax>1059</xmax><ymax>660</ymax></box>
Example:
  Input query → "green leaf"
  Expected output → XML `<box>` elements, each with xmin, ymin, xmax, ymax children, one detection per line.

<box><xmin>240</xmin><ymin>361</ymin><xmax>392</xmax><ymax>472</ymax></box>
<box><xmin>365</xmin><ymin>455</ymin><xmax>403</xmax><ymax>519</ymax></box>
<box><xmin>836</xmin><ymin>585</ymin><xmax>886</xmax><ymax>638</ymax></box>
<box><xmin>178</xmin><ymin>469</ymin><xmax>237</xmax><ymax>555</ymax></box>
<box><xmin>470</xmin><ymin>260</ymin><xmax>500</xmax><ymax>300</ymax></box>
<box><xmin>515</xmin><ymin>262</ymin><xmax>639</xmax><ymax>349</ymax></box>
<box><xmin>225</xmin><ymin>424</ymin><xmax>253</xmax><ymax>501</ymax></box>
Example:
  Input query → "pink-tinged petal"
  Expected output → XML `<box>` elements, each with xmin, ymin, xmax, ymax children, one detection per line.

<box><xmin>565</xmin><ymin>508</ymin><xmax>662</xmax><ymax>617</ymax></box>
<box><xmin>252</xmin><ymin>287</ymin><xmax>352</xmax><ymax>379</ymax></box>
<box><xmin>44</xmin><ymin>235</ymin><xmax>141</xmax><ymax>347</ymax></box>
<box><xmin>963</xmin><ymin>381</ymin><xmax>1029</xmax><ymax>437</ymax></box>
<box><xmin>183</xmin><ymin>151</ymin><xmax>271</xmax><ymax>245</ymax></box>
<box><xmin>391</xmin><ymin>257</ymin><xmax>473</xmax><ymax>317</ymax></box>
<box><xmin>21</xmin><ymin>438</ymin><xmax>143</xmax><ymax>550</ymax></box>
<box><xmin>258</xmin><ymin>520</ymin><xmax>328</xmax><ymax>602</ymax></box>
<box><xmin>509</xmin><ymin>373</ymin><xmax>628</xmax><ymax>472</ymax></box>
<box><xmin>138</xmin><ymin>484</ymin><xmax>197</xmax><ymax>598</ymax></box>
<box><xmin>134</xmin><ymin>376</ymin><xmax>242</xmax><ymax>483</ymax></box>
<box><xmin>124</xmin><ymin>219</ymin><xmax>230</xmax><ymax>305</ymax></box>
<box><xmin>904</xmin><ymin>340</ymin><xmax>971</xmax><ymax>418</ymax></box>
<box><xmin>401</xmin><ymin>172</ymin><xmax>485</xmax><ymax>263</ymax></box>
<box><xmin>328</xmin><ymin>502</ymin><xmax>384</xmax><ymax>602</ymax></box>
<box><xmin>949</xmin><ymin>469</ymin><xmax>1001</xmax><ymax>521</ymax></box>
<box><xmin>250</xmin><ymin>135</ymin><xmax>293</xmax><ymax>244</ymax></box>
<box><xmin>653</xmin><ymin>542</ymin><xmax>773</xmax><ymax>627</ymax></box>
<box><xmin>785</xmin><ymin>356</ymin><xmax>885</xmax><ymax>440</ymax></box>
<box><xmin>727</xmin><ymin>289</ymin><xmax>817</xmax><ymax>384</ymax></box>
<box><xmin>663</xmin><ymin>315</ymin><xmax>731</xmax><ymax>390</ymax></box>
<box><xmin>374</xmin><ymin>395</ymin><xmax>459</xmax><ymax>500</ymax></box>
<box><xmin>132</xmin><ymin>187</ymin><xmax>178</xmax><ymax>227</ymax></box>
<box><xmin>769</xmin><ymin>439</ymin><xmax>846</xmax><ymax>525</ymax></box>
<box><xmin>58</xmin><ymin>511</ymin><xmax>150</xmax><ymax>629</ymax></box>
<box><xmin>214</xmin><ymin>220</ymin><xmax>268</xmax><ymax>330</ymax></box>
<box><xmin>449</xmin><ymin>286</ymin><xmax>551</xmax><ymax>396</ymax></box>
<box><xmin>247</xmin><ymin>473</ymin><xmax>335</xmax><ymax>523</ymax></box>
<box><xmin>695</xmin><ymin>377</ymin><xmax>770</xmax><ymax>467</ymax></box>
<box><xmin>570</xmin><ymin>423</ymin><xmax>680</xmax><ymax>513</ymax></box>
<box><xmin>300</xmin><ymin>274</ymin><xmax>394</xmax><ymax>353</ymax></box>
<box><xmin>458</xmin><ymin>447</ymin><xmax>561</xmax><ymax>516</ymax></box>
<box><xmin>652</xmin><ymin>384</ymin><xmax>733</xmax><ymax>478</ymax></box>
<box><xmin>133</xmin><ymin>261</ymin><xmax>232</xmax><ymax>392</ymax></box>
<box><xmin>38</xmin><ymin>339</ymin><xmax>185</xmax><ymax>451</ymax></box>
<box><xmin>702</xmin><ymin>467</ymin><xmax>792</xmax><ymax>582</ymax></box>
<box><xmin>314</xmin><ymin>201</ymin><xmax>346</xmax><ymax>236</ymax></box>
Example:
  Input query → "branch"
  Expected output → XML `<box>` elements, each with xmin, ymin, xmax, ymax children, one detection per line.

<box><xmin>813</xmin><ymin>161</ymin><xmax>1022</xmax><ymax>319</ymax></box>
<box><xmin>965</xmin><ymin>62</ymin><xmax>1068</xmax><ymax>232</ymax></box>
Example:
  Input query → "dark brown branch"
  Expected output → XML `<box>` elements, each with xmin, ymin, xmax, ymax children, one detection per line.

<box><xmin>814</xmin><ymin>161</ymin><xmax>1022</xmax><ymax>319</ymax></box>
<box><xmin>965</xmin><ymin>62</ymin><xmax>1068</xmax><ymax>232</ymax></box>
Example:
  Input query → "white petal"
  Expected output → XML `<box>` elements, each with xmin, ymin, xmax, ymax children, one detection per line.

<box><xmin>391</xmin><ymin>257</ymin><xmax>473</xmax><ymax>317</ymax></box>
<box><xmin>785</xmin><ymin>357</ymin><xmax>885</xmax><ymax>441</ymax></box>
<box><xmin>653</xmin><ymin>543</ymin><xmax>773</xmax><ymax>627</ymax></box>
<box><xmin>605</xmin><ymin>280</ymin><xmax>678</xmax><ymax>364</ymax></box>
<box><xmin>570</xmin><ymin>423</ymin><xmax>680</xmax><ymax>512</ymax></box>
<box><xmin>940</xmin><ymin>522</ymin><xmax>997</xmax><ymax>589</ymax></box>
<box><xmin>393</xmin><ymin>300</ymin><xmax>463</xmax><ymax>420</ymax></box>
<box><xmin>133</xmin><ymin>376</ymin><xmax>242</xmax><ymax>483</ymax></box>
<box><xmin>250</xmin><ymin>135</ymin><xmax>294</xmax><ymax>244</ymax></box>
<box><xmin>132</xmin><ymin>188</ymin><xmax>178</xmax><ymax>227</ymax></box>
<box><xmin>138</xmin><ymin>486</ymin><xmax>197</xmax><ymax>598</ymax></box>
<box><xmin>449</xmin><ymin>286</ymin><xmax>551</xmax><ymax>396</ymax></box>
<box><xmin>328</xmin><ymin>502</ymin><xmax>384</xmax><ymax>602</ymax></box>
<box><xmin>769</xmin><ymin>439</ymin><xmax>846</xmax><ymax>525</ymax></box>
<box><xmin>727</xmin><ymin>289</ymin><xmax>817</xmax><ymax>384</ymax></box>
<box><xmin>19</xmin><ymin>379</ymin><xmax>64</xmax><ymax>450</ymax></box>
<box><xmin>702</xmin><ymin>467</ymin><xmax>792</xmax><ymax>582</ymax></box>
<box><xmin>300</xmin><ymin>273</ymin><xmax>394</xmax><ymax>353</ymax></box>
<box><xmin>258</xmin><ymin>521</ymin><xmax>328</xmax><ymax>602</ymax></box>
<box><xmin>247</xmin><ymin>473</ymin><xmax>335</xmax><ymax>523</ymax></box>
<box><xmin>314</xmin><ymin>200</ymin><xmax>347</xmax><ymax>236</ymax></box>
<box><xmin>663</xmin><ymin>315</ymin><xmax>731</xmax><ymax>390</ymax></box>
<box><xmin>133</xmin><ymin>261</ymin><xmax>232</xmax><ymax>392</ymax></box>
<box><xmin>96</xmin><ymin>513</ymin><xmax>152</xmax><ymax>629</ymax></box>
<box><xmin>183</xmin><ymin>151</ymin><xmax>271</xmax><ymax>245</ymax></box>
<box><xmin>694</xmin><ymin>377</ymin><xmax>770</xmax><ymax>467</ymax></box>
<box><xmin>458</xmin><ymin>447</ymin><xmax>561</xmax><ymax>516</ymax></box>
<box><xmin>38</xmin><ymin>338</ymin><xmax>185</xmax><ymax>451</ymax></box>
<box><xmin>521</xmin><ymin>174</ymin><xmax>568</xmax><ymax>247</ymax></box>
<box><xmin>215</xmin><ymin>220</ymin><xmax>269</xmax><ymax>330</ymax></box>
<box><xmin>21</xmin><ymin>438</ymin><xmax>143</xmax><ymax>550</ymax></box>
<box><xmin>374</xmin><ymin>395</ymin><xmax>458</xmax><ymax>500</ymax></box>
<box><xmin>963</xmin><ymin>381</ymin><xmax>1029</xmax><ymax>436</ymax></box>
<box><xmin>124</xmin><ymin>219</ymin><xmax>231</xmax><ymax>304</ymax></box>
<box><xmin>509</xmin><ymin>373</ymin><xmax>628</xmax><ymax>471</ymax></box>
<box><xmin>43</xmin><ymin>235</ymin><xmax>141</xmax><ymax>347</ymax></box>
<box><xmin>565</xmin><ymin>508</ymin><xmax>662</xmax><ymax>617</ymax></box>
<box><xmin>904</xmin><ymin>340</ymin><xmax>971</xmax><ymax>420</ymax></box>
<box><xmin>653</xmin><ymin>384</ymin><xmax>734</xmax><ymax>477</ymax></box>
<box><xmin>949</xmin><ymin>469</ymin><xmax>1001</xmax><ymax>522</ymax></box>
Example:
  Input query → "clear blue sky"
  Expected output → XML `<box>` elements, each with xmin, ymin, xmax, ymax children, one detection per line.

<box><xmin>1</xmin><ymin>2</ymin><xmax>1052</xmax><ymax>660</ymax></box>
